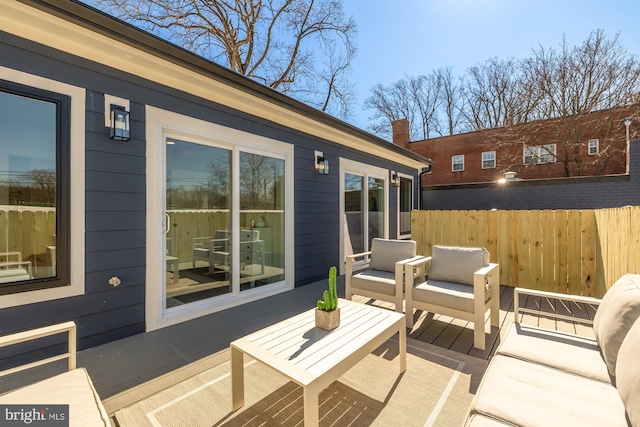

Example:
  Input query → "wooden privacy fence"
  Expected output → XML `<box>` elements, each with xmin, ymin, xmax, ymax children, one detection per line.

<box><xmin>411</xmin><ymin>206</ymin><xmax>640</xmax><ymax>298</ymax></box>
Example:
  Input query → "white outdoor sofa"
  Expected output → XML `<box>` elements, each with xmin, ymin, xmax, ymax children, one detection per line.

<box><xmin>465</xmin><ymin>273</ymin><xmax>640</xmax><ymax>427</ymax></box>
<box><xmin>0</xmin><ymin>321</ymin><xmax>110</xmax><ymax>426</ymax></box>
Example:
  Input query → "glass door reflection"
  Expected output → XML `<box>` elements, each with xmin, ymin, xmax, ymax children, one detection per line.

<box><xmin>165</xmin><ymin>138</ymin><xmax>232</xmax><ymax>308</ymax></box>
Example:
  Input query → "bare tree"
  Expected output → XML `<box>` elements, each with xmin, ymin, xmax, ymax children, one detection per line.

<box><xmin>364</xmin><ymin>72</ymin><xmax>443</xmax><ymax>140</ymax></box>
<box><xmin>437</xmin><ymin>66</ymin><xmax>463</xmax><ymax>136</ymax></box>
<box><xmin>460</xmin><ymin>57</ymin><xmax>538</xmax><ymax>131</ymax></box>
<box><xmin>527</xmin><ymin>30</ymin><xmax>640</xmax><ymax>119</ymax></box>
<box><xmin>22</xmin><ymin>169</ymin><xmax>56</xmax><ymax>205</ymax></box>
<box><xmin>98</xmin><ymin>0</ymin><xmax>357</xmax><ymax>118</ymax></box>
<box><xmin>365</xmin><ymin>29</ymin><xmax>640</xmax><ymax>142</ymax></box>
<box><xmin>482</xmin><ymin>105</ymin><xmax>638</xmax><ymax>178</ymax></box>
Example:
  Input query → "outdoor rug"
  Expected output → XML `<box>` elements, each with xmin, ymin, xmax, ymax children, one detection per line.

<box><xmin>114</xmin><ymin>337</ymin><xmax>487</xmax><ymax>427</ymax></box>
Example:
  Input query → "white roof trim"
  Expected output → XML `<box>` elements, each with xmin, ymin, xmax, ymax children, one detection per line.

<box><xmin>2</xmin><ymin>0</ymin><xmax>426</xmax><ymax>170</ymax></box>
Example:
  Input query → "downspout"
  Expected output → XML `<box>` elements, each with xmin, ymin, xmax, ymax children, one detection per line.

<box><xmin>418</xmin><ymin>165</ymin><xmax>432</xmax><ymax>210</ymax></box>
<box><xmin>624</xmin><ymin>118</ymin><xmax>633</xmax><ymax>174</ymax></box>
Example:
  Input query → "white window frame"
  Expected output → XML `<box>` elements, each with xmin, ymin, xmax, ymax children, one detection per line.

<box><xmin>146</xmin><ymin>106</ymin><xmax>295</xmax><ymax>331</ymax></box>
<box><xmin>588</xmin><ymin>139</ymin><xmax>599</xmax><ymax>155</ymax></box>
<box><xmin>397</xmin><ymin>173</ymin><xmax>414</xmax><ymax>240</ymax></box>
<box><xmin>523</xmin><ymin>144</ymin><xmax>557</xmax><ymax>165</ymax></box>
<box><xmin>452</xmin><ymin>154</ymin><xmax>465</xmax><ymax>172</ymax></box>
<box><xmin>0</xmin><ymin>67</ymin><xmax>85</xmax><ymax>309</ymax></box>
<box><xmin>482</xmin><ymin>151</ymin><xmax>496</xmax><ymax>169</ymax></box>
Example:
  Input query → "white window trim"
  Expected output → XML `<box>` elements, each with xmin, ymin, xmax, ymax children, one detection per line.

<box><xmin>588</xmin><ymin>139</ymin><xmax>599</xmax><ymax>155</ymax></box>
<box><xmin>397</xmin><ymin>173</ymin><xmax>414</xmax><ymax>240</ymax></box>
<box><xmin>452</xmin><ymin>154</ymin><xmax>464</xmax><ymax>172</ymax></box>
<box><xmin>145</xmin><ymin>106</ymin><xmax>295</xmax><ymax>331</ymax></box>
<box><xmin>523</xmin><ymin>144</ymin><xmax>557</xmax><ymax>165</ymax></box>
<box><xmin>0</xmin><ymin>67</ymin><xmax>85</xmax><ymax>309</ymax></box>
<box><xmin>482</xmin><ymin>151</ymin><xmax>496</xmax><ymax>169</ymax></box>
<box><xmin>339</xmin><ymin>158</ymin><xmax>389</xmax><ymax>276</ymax></box>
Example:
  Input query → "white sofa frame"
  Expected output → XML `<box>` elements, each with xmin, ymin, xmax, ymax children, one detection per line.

<box><xmin>0</xmin><ymin>321</ymin><xmax>110</xmax><ymax>425</ymax></box>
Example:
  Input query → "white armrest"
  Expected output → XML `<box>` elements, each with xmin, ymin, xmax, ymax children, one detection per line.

<box><xmin>404</xmin><ymin>256</ymin><xmax>432</xmax><ymax>292</ymax></box>
<box><xmin>514</xmin><ymin>287</ymin><xmax>601</xmax><ymax>324</ymax></box>
<box><xmin>474</xmin><ymin>263</ymin><xmax>499</xmax><ymax>277</ymax></box>
<box><xmin>346</xmin><ymin>250</ymin><xmax>372</xmax><ymax>262</ymax></box>
<box><xmin>0</xmin><ymin>321</ymin><xmax>76</xmax><ymax>376</ymax></box>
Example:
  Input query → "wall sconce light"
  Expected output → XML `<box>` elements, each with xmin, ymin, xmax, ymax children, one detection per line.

<box><xmin>315</xmin><ymin>150</ymin><xmax>329</xmax><ymax>175</ymax></box>
<box><xmin>110</xmin><ymin>104</ymin><xmax>130</xmax><ymax>141</ymax></box>
<box><xmin>498</xmin><ymin>171</ymin><xmax>520</xmax><ymax>184</ymax></box>
<box><xmin>391</xmin><ymin>171</ymin><xmax>400</xmax><ymax>187</ymax></box>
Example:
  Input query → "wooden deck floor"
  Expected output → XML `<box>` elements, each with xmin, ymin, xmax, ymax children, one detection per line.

<box><xmin>0</xmin><ymin>276</ymin><xmax>598</xmax><ymax>418</ymax></box>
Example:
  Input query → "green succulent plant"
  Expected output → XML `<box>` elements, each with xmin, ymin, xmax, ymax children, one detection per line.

<box><xmin>317</xmin><ymin>266</ymin><xmax>338</xmax><ymax>311</ymax></box>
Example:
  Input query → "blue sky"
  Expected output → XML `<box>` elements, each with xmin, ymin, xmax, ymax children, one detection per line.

<box><xmin>342</xmin><ymin>0</ymin><xmax>640</xmax><ymax>129</ymax></box>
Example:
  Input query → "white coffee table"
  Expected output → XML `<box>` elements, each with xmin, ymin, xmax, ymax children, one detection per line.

<box><xmin>230</xmin><ymin>298</ymin><xmax>406</xmax><ymax>426</ymax></box>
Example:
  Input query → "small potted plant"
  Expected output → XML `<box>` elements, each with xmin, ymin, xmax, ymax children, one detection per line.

<box><xmin>315</xmin><ymin>266</ymin><xmax>340</xmax><ymax>330</ymax></box>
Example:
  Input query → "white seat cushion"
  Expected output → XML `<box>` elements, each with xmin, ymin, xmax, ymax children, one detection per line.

<box><xmin>412</xmin><ymin>280</ymin><xmax>476</xmax><ymax>313</ymax></box>
<box><xmin>497</xmin><ymin>323</ymin><xmax>611</xmax><ymax>383</ymax></box>
<box><xmin>472</xmin><ymin>355</ymin><xmax>627</xmax><ymax>427</ymax></box>
<box><xmin>351</xmin><ymin>270</ymin><xmax>396</xmax><ymax>296</ymax></box>
<box><xmin>0</xmin><ymin>368</ymin><xmax>109</xmax><ymax>426</ymax></box>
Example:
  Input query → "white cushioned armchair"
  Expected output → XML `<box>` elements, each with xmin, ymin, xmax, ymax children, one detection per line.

<box><xmin>405</xmin><ymin>245</ymin><xmax>500</xmax><ymax>350</ymax></box>
<box><xmin>345</xmin><ymin>238</ymin><xmax>422</xmax><ymax>313</ymax></box>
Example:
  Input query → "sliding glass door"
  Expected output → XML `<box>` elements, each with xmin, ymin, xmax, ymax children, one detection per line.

<box><xmin>341</xmin><ymin>160</ymin><xmax>388</xmax><ymax>269</ymax></box>
<box><xmin>162</xmin><ymin>138</ymin><xmax>288</xmax><ymax>311</ymax></box>
<box><xmin>164</xmin><ymin>138</ymin><xmax>232</xmax><ymax>308</ymax></box>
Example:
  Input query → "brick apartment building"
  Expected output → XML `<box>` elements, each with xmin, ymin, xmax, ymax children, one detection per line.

<box><xmin>393</xmin><ymin>105</ymin><xmax>639</xmax><ymax>186</ymax></box>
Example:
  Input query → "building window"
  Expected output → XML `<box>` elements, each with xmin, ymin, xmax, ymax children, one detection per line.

<box><xmin>588</xmin><ymin>139</ymin><xmax>599</xmax><ymax>155</ymax></box>
<box><xmin>524</xmin><ymin>144</ymin><xmax>557</xmax><ymax>165</ymax></box>
<box><xmin>482</xmin><ymin>151</ymin><xmax>496</xmax><ymax>169</ymax></box>
<box><xmin>452</xmin><ymin>154</ymin><xmax>464</xmax><ymax>171</ymax></box>
<box><xmin>0</xmin><ymin>81</ymin><xmax>70</xmax><ymax>295</ymax></box>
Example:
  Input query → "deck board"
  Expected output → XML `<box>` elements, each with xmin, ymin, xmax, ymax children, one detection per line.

<box><xmin>0</xmin><ymin>278</ymin><xmax>598</xmax><ymax>418</ymax></box>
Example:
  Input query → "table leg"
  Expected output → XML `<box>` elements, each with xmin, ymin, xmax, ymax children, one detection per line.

<box><xmin>172</xmin><ymin>260</ymin><xmax>179</xmax><ymax>284</ymax></box>
<box><xmin>231</xmin><ymin>347</ymin><xmax>244</xmax><ymax>411</ymax></box>
<box><xmin>399</xmin><ymin>325</ymin><xmax>406</xmax><ymax>373</ymax></box>
<box><xmin>303</xmin><ymin>383</ymin><xmax>319</xmax><ymax>427</ymax></box>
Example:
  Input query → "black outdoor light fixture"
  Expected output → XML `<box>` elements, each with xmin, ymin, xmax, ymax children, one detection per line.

<box><xmin>391</xmin><ymin>171</ymin><xmax>400</xmax><ymax>187</ymax></box>
<box><xmin>315</xmin><ymin>151</ymin><xmax>329</xmax><ymax>175</ymax></box>
<box><xmin>110</xmin><ymin>104</ymin><xmax>130</xmax><ymax>141</ymax></box>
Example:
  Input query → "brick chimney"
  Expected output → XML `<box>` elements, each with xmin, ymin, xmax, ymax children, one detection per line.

<box><xmin>391</xmin><ymin>119</ymin><xmax>410</xmax><ymax>148</ymax></box>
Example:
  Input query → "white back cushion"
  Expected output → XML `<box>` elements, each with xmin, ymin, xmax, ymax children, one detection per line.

<box><xmin>369</xmin><ymin>239</ymin><xmax>416</xmax><ymax>272</ymax></box>
<box><xmin>615</xmin><ymin>316</ymin><xmax>640</xmax><ymax>425</ymax></box>
<box><xmin>428</xmin><ymin>245</ymin><xmax>489</xmax><ymax>285</ymax></box>
<box><xmin>593</xmin><ymin>273</ymin><xmax>640</xmax><ymax>376</ymax></box>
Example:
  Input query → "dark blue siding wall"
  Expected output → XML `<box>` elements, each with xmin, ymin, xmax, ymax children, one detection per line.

<box><xmin>422</xmin><ymin>140</ymin><xmax>640</xmax><ymax>210</ymax></box>
<box><xmin>0</xmin><ymin>32</ymin><xmax>418</xmax><ymax>349</ymax></box>
<box><xmin>0</xmin><ymin>34</ymin><xmax>149</xmax><ymax>349</ymax></box>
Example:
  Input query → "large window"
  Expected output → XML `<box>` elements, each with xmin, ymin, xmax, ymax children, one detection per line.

<box><xmin>0</xmin><ymin>82</ymin><xmax>70</xmax><ymax>295</ymax></box>
<box><xmin>524</xmin><ymin>144</ymin><xmax>556</xmax><ymax>165</ymax></box>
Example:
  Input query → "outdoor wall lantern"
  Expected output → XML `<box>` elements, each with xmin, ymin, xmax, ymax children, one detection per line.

<box><xmin>391</xmin><ymin>171</ymin><xmax>400</xmax><ymax>187</ymax></box>
<box><xmin>315</xmin><ymin>150</ymin><xmax>329</xmax><ymax>175</ymax></box>
<box><xmin>110</xmin><ymin>104</ymin><xmax>130</xmax><ymax>141</ymax></box>
<box><xmin>498</xmin><ymin>171</ymin><xmax>518</xmax><ymax>184</ymax></box>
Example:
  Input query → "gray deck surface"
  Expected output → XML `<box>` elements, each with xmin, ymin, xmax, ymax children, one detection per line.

<box><xmin>0</xmin><ymin>276</ymin><xmax>597</xmax><ymax>418</ymax></box>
